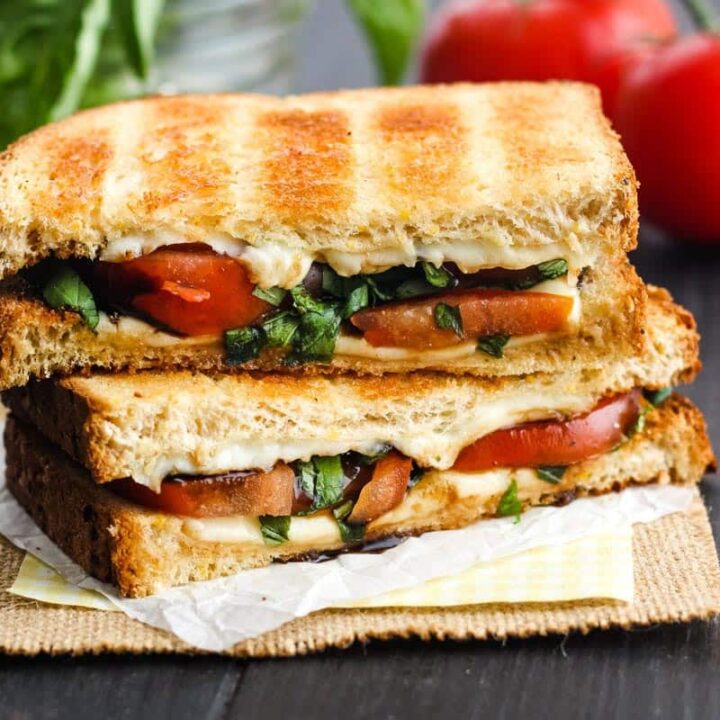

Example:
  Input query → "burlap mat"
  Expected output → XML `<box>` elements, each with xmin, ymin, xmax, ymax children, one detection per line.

<box><xmin>1</xmin><ymin>493</ymin><xmax>718</xmax><ymax>657</ymax></box>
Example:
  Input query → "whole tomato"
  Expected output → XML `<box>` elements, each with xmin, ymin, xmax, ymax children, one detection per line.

<box><xmin>421</xmin><ymin>0</ymin><xmax>677</xmax><ymax>115</ymax></box>
<box><xmin>614</xmin><ymin>33</ymin><xmax>720</xmax><ymax>242</ymax></box>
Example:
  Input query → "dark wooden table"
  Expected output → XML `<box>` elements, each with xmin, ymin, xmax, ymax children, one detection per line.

<box><xmin>2</xmin><ymin>2</ymin><xmax>720</xmax><ymax>718</ymax></box>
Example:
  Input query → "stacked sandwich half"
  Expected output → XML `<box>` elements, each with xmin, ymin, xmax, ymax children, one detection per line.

<box><xmin>0</xmin><ymin>83</ymin><xmax>713</xmax><ymax>598</ymax></box>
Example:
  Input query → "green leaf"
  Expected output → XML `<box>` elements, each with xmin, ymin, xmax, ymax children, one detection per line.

<box><xmin>42</xmin><ymin>262</ymin><xmax>99</xmax><ymax>330</ymax></box>
<box><xmin>286</xmin><ymin>306</ymin><xmax>342</xmax><ymax>365</ymax></box>
<box><xmin>312</xmin><ymin>455</ymin><xmax>345</xmax><ymax>509</ymax></box>
<box><xmin>536</xmin><ymin>258</ymin><xmax>568</xmax><ymax>283</ymax></box>
<box><xmin>48</xmin><ymin>0</ymin><xmax>112</xmax><ymax>123</ymax></box>
<box><xmin>114</xmin><ymin>0</ymin><xmax>165</xmax><ymax>80</ymax></box>
<box><xmin>497</xmin><ymin>478</ymin><xmax>522</xmax><ymax>523</ymax></box>
<box><xmin>321</xmin><ymin>265</ymin><xmax>346</xmax><ymax>299</ymax></box>
<box><xmin>259</xmin><ymin>515</ymin><xmax>291</xmax><ymax>546</ymax></box>
<box><xmin>433</xmin><ymin>303</ymin><xmax>464</xmax><ymax>338</ymax></box>
<box><xmin>644</xmin><ymin>387</ymin><xmax>672</xmax><ymax>407</ymax></box>
<box><xmin>395</xmin><ymin>277</ymin><xmax>436</xmax><ymax>299</ymax></box>
<box><xmin>295</xmin><ymin>460</ymin><xmax>316</xmax><ymax>500</ymax></box>
<box><xmin>536</xmin><ymin>466</ymin><xmax>567</xmax><ymax>484</ymax></box>
<box><xmin>408</xmin><ymin>464</ymin><xmax>425</xmax><ymax>489</ymax></box>
<box><xmin>365</xmin><ymin>275</ymin><xmax>395</xmax><ymax>302</ymax></box>
<box><xmin>333</xmin><ymin>500</ymin><xmax>365</xmax><ymax>544</ymax></box>
<box><xmin>252</xmin><ymin>286</ymin><xmax>287</xmax><ymax>307</ymax></box>
<box><xmin>262</xmin><ymin>311</ymin><xmax>300</xmax><ymax>348</ymax></box>
<box><xmin>224</xmin><ymin>326</ymin><xmax>266</xmax><ymax>365</ymax></box>
<box><xmin>627</xmin><ymin>405</ymin><xmax>653</xmax><ymax>438</ymax></box>
<box><xmin>290</xmin><ymin>286</ymin><xmax>329</xmax><ymax>315</ymax></box>
<box><xmin>346</xmin><ymin>0</ymin><xmax>424</xmax><ymax>86</ymax></box>
<box><xmin>343</xmin><ymin>282</ymin><xmax>370</xmax><ymax>318</ymax></box>
<box><xmin>422</xmin><ymin>262</ymin><xmax>455</xmax><ymax>288</ymax></box>
<box><xmin>477</xmin><ymin>334</ymin><xmax>510</xmax><ymax>358</ymax></box>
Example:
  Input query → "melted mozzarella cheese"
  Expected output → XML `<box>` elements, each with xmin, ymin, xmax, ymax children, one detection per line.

<box><xmin>100</xmin><ymin>231</ymin><xmax>596</xmax><ymax>289</ymax></box>
<box><xmin>180</xmin><ymin>467</ymin><xmax>547</xmax><ymax>547</ymax></box>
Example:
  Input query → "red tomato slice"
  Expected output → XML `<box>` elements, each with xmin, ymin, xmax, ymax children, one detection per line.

<box><xmin>93</xmin><ymin>244</ymin><xmax>270</xmax><ymax>336</ymax></box>
<box><xmin>348</xmin><ymin>451</ymin><xmax>413</xmax><ymax>524</ymax></box>
<box><xmin>350</xmin><ymin>289</ymin><xmax>574</xmax><ymax>349</ymax></box>
<box><xmin>112</xmin><ymin>464</ymin><xmax>295</xmax><ymax>518</ymax></box>
<box><xmin>453</xmin><ymin>391</ymin><xmax>642</xmax><ymax>472</ymax></box>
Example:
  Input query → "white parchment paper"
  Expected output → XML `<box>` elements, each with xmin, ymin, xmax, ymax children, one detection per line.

<box><xmin>0</xmin><ymin>470</ymin><xmax>693</xmax><ymax>651</ymax></box>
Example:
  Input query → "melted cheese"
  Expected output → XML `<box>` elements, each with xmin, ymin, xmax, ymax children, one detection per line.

<box><xmin>180</xmin><ymin>468</ymin><xmax>546</xmax><ymax>547</ymax></box>
<box><xmin>100</xmin><ymin>232</ymin><xmax>596</xmax><ymax>289</ymax></box>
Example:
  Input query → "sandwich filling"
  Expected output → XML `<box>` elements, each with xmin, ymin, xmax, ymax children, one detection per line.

<box><xmin>30</xmin><ymin>242</ymin><xmax>583</xmax><ymax>364</ymax></box>
<box><xmin>107</xmin><ymin>388</ymin><xmax>668</xmax><ymax>547</ymax></box>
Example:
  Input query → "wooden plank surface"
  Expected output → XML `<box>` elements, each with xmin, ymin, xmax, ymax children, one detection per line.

<box><xmin>2</xmin><ymin>1</ymin><xmax>720</xmax><ymax>718</ymax></box>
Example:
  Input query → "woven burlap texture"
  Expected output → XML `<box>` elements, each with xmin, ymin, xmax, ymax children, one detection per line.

<box><xmin>1</xmin><ymin>492</ymin><xmax>718</xmax><ymax>657</ymax></box>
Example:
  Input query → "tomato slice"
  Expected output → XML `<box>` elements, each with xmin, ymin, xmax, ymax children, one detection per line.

<box><xmin>348</xmin><ymin>451</ymin><xmax>413</xmax><ymax>524</ymax></box>
<box><xmin>350</xmin><ymin>289</ymin><xmax>574</xmax><ymax>349</ymax></box>
<box><xmin>93</xmin><ymin>245</ymin><xmax>270</xmax><ymax>336</ymax></box>
<box><xmin>453</xmin><ymin>391</ymin><xmax>642</xmax><ymax>472</ymax></box>
<box><xmin>112</xmin><ymin>463</ymin><xmax>295</xmax><ymax>518</ymax></box>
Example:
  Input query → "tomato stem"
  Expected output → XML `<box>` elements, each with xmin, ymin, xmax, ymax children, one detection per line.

<box><xmin>682</xmin><ymin>0</ymin><xmax>719</xmax><ymax>31</ymax></box>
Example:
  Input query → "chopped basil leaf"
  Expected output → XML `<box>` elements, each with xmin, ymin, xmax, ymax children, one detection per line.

<box><xmin>333</xmin><ymin>500</ymin><xmax>365</xmax><ymax>544</ymax></box>
<box><xmin>42</xmin><ymin>263</ymin><xmax>99</xmax><ymax>330</ymax></box>
<box><xmin>433</xmin><ymin>303</ymin><xmax>464</xmax><ymax>338</ymax></box>
<box><xmin>262</xmin><ymin>311</ymin><xmax>300</xmax><ymax>348</ymax></box>
<box><xmin>286</xmin><ymin>305</ymin><xmax>342</xmax><ymax>365</ymax></box>
<box><xmin>290</xmin><ymin>286</ymin><xmax>328</xmax><ymax>314</ymax></box>
<box><xmin>252</xmin><ymin>286</ymin><xmax>287</xmax><ymax>306</ymax></box>
<box><xmin>477</xmin><ymin>334</ymin><xmax>510</xmax><ymax>358</ymax></box>
<box><xmin>365</xmin><ymin>275</ymin><xmax>395</xmax><ymax>302</ymax></box>
<box><xmin>295</xmin><ymin>460</ymin><xmax>316</xmax><ymax>500</ymax></box>
<box><xmin>224</xmin><ymin>326</ymin><xmax>267</xmax><ymax>365</ymax></box>
<box><xmin>644</xmin><ymin>387</ymin><xmax>672</xmax><ymax>407</ymax></box>
<box><xmin>343</xmin><ymin>282</ymin><xmax>370</xmax><ymax>318</ymax></box>
<box><xmin>536</xmin><ymin>466</ymin><xmax>567</xmax><ymax>484</ymax></box>
<box><xmin>627</xmin><ymin>405</ymin><xmax>653</xmax><ymax>438</ymax></box>
<box><xmin>396</xmin><ymin>277</ymin><xmax>436</xmax><ymax>299</ymax></box>
<box><xmin>422</xmin><ymin>262</ymin><xmax>455</xmax><ymax>288</ymax></box>
<box><xmin>312</xmin><ymin>455</ymin><xmax>345</xmax><ymax>509</ymax></box>
<box><xmin>497</xmin><ymin>478</ymin><xmax>522</xmax><ymax>523</ymax></box>
<box><xmin>259</xmin><ymin>515</ymin><xmax>291</xmax><ymax>546</ymax></box>
<box><xmin>536</xmin><ymin>258</ymin><xmax>568</xmax><ymax>283</ymax></box>
<box><xmin>321</xmin><ymin>266</ymin><xmax>346</xmax><ymax>298</ymax></box>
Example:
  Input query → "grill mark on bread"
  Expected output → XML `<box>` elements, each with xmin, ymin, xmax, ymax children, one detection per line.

<box><xmin>489</xmin><ymin>88</ymin><xmax>586</xmax><ymax>181</ymax></box>
<box><xmin>38</xmin><ymin>133</ymin><xmax>111</xmax><ymax>225</ymax></box>
<box><xmin>260</xmin><ymin>109</ymin><xmax>353</xmax><ymax>221</ymax></box>
<box><xmin>376</xmin><ymin>103</ymin><xmax>466</xmax><ymax>202</ymax></box>
<box><xmin>132</xmin><ymin>97</ymin><xmax>232</xmax><ymax>218</ymax></box>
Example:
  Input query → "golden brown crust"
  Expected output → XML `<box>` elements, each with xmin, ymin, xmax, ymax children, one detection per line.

<box><xmin>0</xmin><ymin>252</ymin><xmax>646</xmax><ymax>388</ymax></box>
<box><xmin>0</xmin><ymin>83</ymin><xmax>637</xmax><ymax>280</ymax></box>
<box><xmin>4</xmin><ymin>396</ymin><xmax>712</xmax><ymax>598</ymax></box>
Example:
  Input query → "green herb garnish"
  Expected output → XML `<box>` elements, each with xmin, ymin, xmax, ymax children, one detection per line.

<box><xmin>286</xmin><ymin>305</ymin><xmax>342</xmax><ymax>365</ymax></box>
<box><xmin>644</xmin><ymin>387</ymin><xmax>672</xmax><ymax>407</ymax></box>
<box><xmin>477</xmin><ymin>334</ymin><xmax>510</xmax><ymax>358</ymax></box>
<box><xmin>497</xmin><ymin>478</ymin><xmax>522</xmax><ymax>523</ymax></box>
<box><xmin>627</xmin><ymin>405</ymin><xmax>653</xmax><ymax>438</ymax></box>
<box><xmin>433</xmin><ymin>303</ymin><xmax>464</xmax><ymax>338</ymax></box>
<box><xmin>224</xmin><ymin>326</ymin><xmax>266</xmax><ymax>365</ymax></box>
<box><xmin>536</xmin><ymin>466</ymin><xmax>567</xmax><ymax>484</ymax></box>
<box><xmin>342</xmin><ymin>282</ymin><xmax>371</xmax><ymax>318</ymax></box>
<box><xmin>536</xmin><ymin>258</ymin><xmax>569</xmax><ymax>283</ymax></box>
<box><xmin>42</xmin><ymin>263</ymin><xmax>99</xmax><ymax>330</ymax></box>
<box><xmin>422</xmin><ymin>262</ymin><xmax>455</xmax><ymax>288</ymax></box>
<box><xmin>259</xmin><ymin>515</ymin><xmax>291</xmax><ymax>546</ymax></box>
<box><xmin>312</xmin><ymin>455</ymin><xmax>345</xmax><ymax>509</ymax></box>
<box><xmin>252</xmin><ymin>286</ymin><xmax>287</xmax><ymax>306</ymax></box>
<box><xmin>395</xmin><ymin>277</ymin><xmax>436</xmax><ymax>299</ymax></box>
<box><xmin>333</xmin><ymin>500</ymin><xmax>365</xmax><ymax>544</ymax></box>
<box><xmin>408</xmin><ymin>464</ymin><xmax>425</xmax><ymax>489</ymax></box>
<box><xmin>262</xmin><ymin>311</ymin><xmax>300</xmax><ymax>348</ymax></box>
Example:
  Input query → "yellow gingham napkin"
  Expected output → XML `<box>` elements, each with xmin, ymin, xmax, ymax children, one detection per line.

<box><xmin>9</xmin><ymin>526</ymin><xmax>634</xmax><ymax>610</ymax></box>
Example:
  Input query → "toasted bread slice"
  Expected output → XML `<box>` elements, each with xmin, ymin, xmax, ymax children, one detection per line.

<box><xmin>5</xmin><ymin>396</ymin><xmax>713</xmax><ymax>597</ymax></box>
<box><xmin>2</xmin><ymin>285</ymin><xmax>697</xmax><ymax>490</ymax></box>
<box><xmin>0</xmin><ymin>83</ymin><xmax>636</xmax><ymax>283</ymax></box>
<box><xmin>0</xmin><ymin>253</ymin><xmax>646</xmax><ymax>388</ymax></box>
